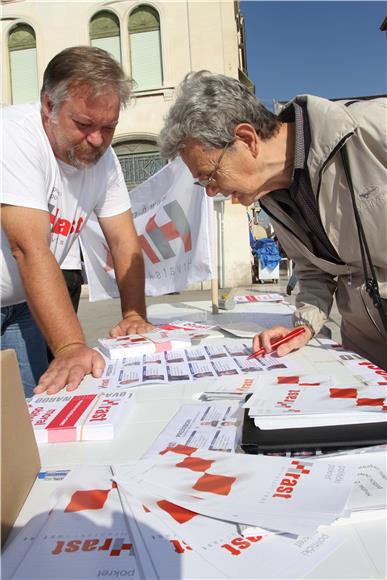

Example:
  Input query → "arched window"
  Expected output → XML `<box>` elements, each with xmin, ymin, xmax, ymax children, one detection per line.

<box><xmin>90</xmin><ymin>10</ymin><xmax>121</xmax><ymax>64</ymax></box>
<box><xmin>113</xmin><ymin>140</ymin><xmax>166</xmax><ymax>189</ymax></box>
<box><xmin>129</xmin><ymin>5</ymin><xmax>163</xmax><ymax>91</ymax></box>
<box><xmin>8</xmin><ymin>23</ymin><xmax>39</xmax><ymax>104</ymax></box>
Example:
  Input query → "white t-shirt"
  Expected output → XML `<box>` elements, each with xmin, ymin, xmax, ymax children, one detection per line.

<box><xmin>1</xmin><ymin>103</ymin><xmax>131</xmax><ymax>306</ymax></box>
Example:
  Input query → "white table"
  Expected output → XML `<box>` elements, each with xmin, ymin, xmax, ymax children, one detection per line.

<box><xmin>5</xmin><ymin>300</ymin><xmax>387</xmax><ymax>578</ymax></box>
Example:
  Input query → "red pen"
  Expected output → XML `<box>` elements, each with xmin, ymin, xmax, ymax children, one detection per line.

<box><xmin>247</xmin><ymin>326</ymin><xmax>306</xmax><ymax>359</ymax></box>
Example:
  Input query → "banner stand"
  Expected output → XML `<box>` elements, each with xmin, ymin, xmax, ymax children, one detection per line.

<box><xmin>211</xmin><ymin>277</ymin><xmax>219</xmax><ymax>314</ymax></box>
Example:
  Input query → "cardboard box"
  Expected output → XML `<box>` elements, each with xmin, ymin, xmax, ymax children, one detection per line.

<box><xmin>1</xmin><ymin>350</ymin><xmax>41</xmax><ymax>546</ymax></box>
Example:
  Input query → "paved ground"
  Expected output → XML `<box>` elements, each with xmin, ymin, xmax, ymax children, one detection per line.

<box><xmin>78</xmin><ymin>266</ymin><xmax>342</xmax><ymax>347</ymax></box>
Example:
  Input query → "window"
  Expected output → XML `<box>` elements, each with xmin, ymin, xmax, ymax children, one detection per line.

<box><xmin>129</xmin><ymin>5</ymin><xmax>163</xmax><ymax>91</ymax></box>
<box><xmin>90</xmin><ymin>10</ymin><xmax>121</xmax><ymax>64</ymax></box>
<box><xmin>114</xmin><ymin>140</ymin><xmax>166</xmax><ymax>189</ymax></box>
<box><xmin>8</xmin><ymin>23</ymin><xmax>39</xmax><ymax>104</ymax></box>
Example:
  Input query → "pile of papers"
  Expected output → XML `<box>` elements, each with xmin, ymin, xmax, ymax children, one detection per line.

<box><xmin>2</xmin><ymin>466</ymin><xmax>139</xmax><ymax>579</ymax></box>
<box><xmin>114</xmin><ymin>447</ymin><xmax>355</xmax><ymax>537</ymax></box>
<box><xmin>235</xmin><ymin>293</ymin><xmax>284</xmax><ymax>303</ymax></box>
<box><xmin>81</xmin><ymin>342</ymin><xmax>297</xmax><ymax>392</ymax></box>
<box><xmin>244</xmin><ymin>374</ymin><xmax>387</xmax><ymax>430</ymax></box>
<box><xmin>98</xmin><ymin>320</ymin><xmax>217</xmax><ymax>360</ymax></box>
<box><xmin>4</xmin><ymin>446</ymin><xmax>386</xmax><ymax>579</ymax></box>
<box><xmin>317</xmin><ymin>446</ymin><xmax>387</xmax><ymax>513</ymax></box>
<box><xmin>1</xmin><ymin>456</ymin><xmax>353</xmax><ymax>579</ymax></box>
<box><xmin>316</xmin><ymin>339</ymin><xmax>387</xmax><ymax>385</ymax></box>
<box><xmin>28</xmin><ymin>391</ymin><xmax>136</xmax><ymax>443</ymax></box>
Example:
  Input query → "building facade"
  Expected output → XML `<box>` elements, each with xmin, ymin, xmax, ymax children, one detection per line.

<box><xmin>1</xmin><ymin>0</ymin><xmax>254</xmax><ymax>288</ymax></box>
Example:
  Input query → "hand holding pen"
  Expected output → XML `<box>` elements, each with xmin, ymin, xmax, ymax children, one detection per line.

<box><xmin>249</xmin><ymin>325</ymin><xmax>312</xmax><ymax>359</ymax></box>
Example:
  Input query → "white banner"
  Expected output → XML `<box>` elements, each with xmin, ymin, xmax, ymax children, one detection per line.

<box><xmin>80</xmin><ymin>157</ymin><xmax>214</xmax><ymax>300</ymax></box>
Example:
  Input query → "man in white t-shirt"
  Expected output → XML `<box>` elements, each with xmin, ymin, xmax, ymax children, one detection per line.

<box><xmin>1</xmin><ymin>46</ymin><xmax>152</xmax><ymax>397</ymax></box>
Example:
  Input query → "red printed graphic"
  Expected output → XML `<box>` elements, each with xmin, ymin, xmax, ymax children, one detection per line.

<box><xmin>277</xmin><ymin>376</ymin><xmax>299</xmax><ymax>384</ymax></box>
<box><xmin>64</xmin><ymin>486</ymin><xmax>114</xmax><ymax>512</ymax></box>
<box><xmin>272</xmin><ymin>459</ymin><xmax>313</xmax><ymax>499</ymax></box>
<box><xmin>47</xmin><ymin>395</ymin><xmax>97</xmax><ymax>429</ymax></box>
<box><xmin>193</xmin><ymin>472</ymin><xmax>236</xmax><ymax>496</ymax></box>
<box><xmin>160</xmin><ymin>445</ymin><xmax>197</xmax><ymax>456</ymax></box>
<box><xmin>221</xmin><ymin>535</ymin><xmax>263</xmax><ymax>556</ymax></box>
<box><xmin>329</xmin><ymin>388</ymin><xmax>358</xmax><ymax>398</ymax></box>
<box><xmin>176</xmin><ymin>456</ymin><xmax>214</xmax><ymax>472</ymax></box>
<box><xmin>138</xmin><ymin>201</ymin><xmax>192</xmax><ymax>264</ymax></box>
<box><xmin>110</xmin><ymin>541</ymin><xmax>132</xmax><ymax>557</ymax></box>
<box><xmin>170</xmin><ymin>539</ymin><xmax>193</xmax><ymax>554</ymax></box>
<box><xmin>356</xmin><ymin>397</ymin><xmax>385</xmax><ymax>407</ymax></box>
<box><xmin>157</xmin><ymin>500</ymin><xmax>198</xmax><ymax>524</ymax></box>
<box><xmin>291</xmin><ymin>460</ymin><xmax>311</xmax><ymax>474</ymax></box>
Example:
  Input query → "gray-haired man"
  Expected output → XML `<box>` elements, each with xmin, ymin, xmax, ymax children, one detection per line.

<box><xmin>1</xmin><ymin>46</ymin><xmax>152</xmax><ymax>397</ymax></box>
<box><xmin>159</xmin><ymin>71</ymin><xmax>387</xmax><ymax>368</ymax></box>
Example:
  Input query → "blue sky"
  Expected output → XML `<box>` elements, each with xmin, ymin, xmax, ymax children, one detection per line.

<box><xmin>240</xmin><ymin>1</ymin><xmax>387</xmax><ymax>107</ymax></box>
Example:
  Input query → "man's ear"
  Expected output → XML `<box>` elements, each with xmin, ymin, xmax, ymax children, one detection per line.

<box><xmin>41</xmin><ymin>92</ymin><xmax>53</xmax><ymax>118</ymax></box>
<box><xmin>234</xmin><ymin>123</ymin><xmax>259</xmax><ymax>157</ymax></box>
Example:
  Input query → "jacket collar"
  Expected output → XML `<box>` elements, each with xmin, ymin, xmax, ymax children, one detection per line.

<box><xmin>280</xmin><ymin>95</ymin><xmax>359</xmax><ymax>193</ymax></box>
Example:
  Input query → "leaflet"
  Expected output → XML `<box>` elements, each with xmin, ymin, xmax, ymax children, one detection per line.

<box><xmin>4</xmin><ymin>466</ymin><xmax>139</xmax><ymax>580</ymax></box>
<box><xmin>115</xmin><ymin>474</ymin><xmax>343</xmax><ymax>580</ymax></box>
<box><xmin>143</xmin><ymin>402</ymin><xmax>243</xmax><ymax>457</ymax></box>
<box><xmin>114</xmin><ymin>448</ymin><xmax>356</xmax><ymax>536</ymax></box>
<box><xmin>245</xmin><ymin>384</ymin><xmax>387</xmax><ymax>417</ymax></box>
<box><xmin>317</xmin><ymin>449</ymin><xmax>387</xmax><ymax>512</ymax></box>
<box><xmin>235</xmin><ymin>293</ymin><xmax>285</xmax><ymax>303</ymax></box>
<box><xmin>81</xmin><ymin>342</ymin><xmax>297</xmax><ymax>392</ymax></box>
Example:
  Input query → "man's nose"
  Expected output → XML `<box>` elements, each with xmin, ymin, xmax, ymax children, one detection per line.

<box><xmin>86</xmin><ymin>130</ymin><xmax>103</xmax><ymax>147</ymax></box>
<box><xmin>205</xmin><ymin>184</ymin><xmax>220</xmax><ymax>197</ymax></box>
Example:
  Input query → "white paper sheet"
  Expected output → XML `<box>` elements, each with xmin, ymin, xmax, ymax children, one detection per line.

<box><xmin>114</xmin><ymin>448</ymin><xmax>356</xmax><ymax>536</ymax></box>
<box><xmin>144</xmin><ymin>402</ymin><xmax>243</xmax><ymax>457</ymax></box>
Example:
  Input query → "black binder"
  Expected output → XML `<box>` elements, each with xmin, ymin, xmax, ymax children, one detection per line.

<box><xmin>241</xmin><ymin>406</ymin><xmax>387</xmax><ymax>454</ymax></box>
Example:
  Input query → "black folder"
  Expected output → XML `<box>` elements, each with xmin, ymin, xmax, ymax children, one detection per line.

<box><xmin>241</xmin><ymin>405</ymin><xmax>387</xmax><ymax>454</ymax></box>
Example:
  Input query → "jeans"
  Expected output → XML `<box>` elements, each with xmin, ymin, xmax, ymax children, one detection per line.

<box><xmin>1</xmin><ymin>302</ymin><xmax>48</xmax><ymax>398</ymax></box>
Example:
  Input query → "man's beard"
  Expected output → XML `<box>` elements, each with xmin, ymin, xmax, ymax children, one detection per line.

<box><xmin>66</xmin><ymin>142</ymin><xmax>105</xmax><ymax>169</ymax></box>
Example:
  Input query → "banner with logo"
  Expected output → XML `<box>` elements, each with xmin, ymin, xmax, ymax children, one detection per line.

<box><xmin>80</xmin><ymin>157</ymin><xmax>214</xmax><ymax>300</ymax></box>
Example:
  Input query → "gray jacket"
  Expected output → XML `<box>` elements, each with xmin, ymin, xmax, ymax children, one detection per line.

<box><xmin>263</xmin><ymin>95</ymin><xmax>387</xmax><ymax>367</ymax></box>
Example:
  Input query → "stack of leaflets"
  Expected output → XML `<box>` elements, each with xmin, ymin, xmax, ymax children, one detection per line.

<box><xmin>80</xmin><ymin>342</ymin><xmax>298</xmax><ymax>393</ymax></box>
<box><xmin>316</xmin><ymin>446</ymin><xmax>387</xmax><ymax>515</ymax></box>
<box><xmin>198</xmin><ymin>376</ymin><xmax>259</xmax><ymax>401</ymax></box>
<box><xmin>4</xmin><ymin>450</ymin><xmax>386</xmax><ymax>578</ymax></box>
<box><xmin>235</xmin><ymin>293</ymin><xmax>284</xmax><ymax>303</ymax></box>
<box><xmin>98</xmin><ymin>320</ymin><xmax>216</xmax><ymax>360</ymax></box>
<box><xmin>98</xmin><ymin>329</ymin><xmax>192</xmax><ymax>360</ymax></box>
<box><xmin>244</xmin><ymin>377</ymin><xmax>387</xmax><ymax>429</ymax></box>
<box><xmin>2</xmin><ymin>466</ymin><xmax>139</xmax><ymax>579</ymax></box>
<box><xmin>28</xmin><ymin>391</ymin><xmax>136</xmax><ymax>443</ymax></box>
<box><xmin>114</xmin><ymin>447</ymin><xmax>356</xmax><ymax>537</ymax></box>
<box><xmin>316</xmin><ymin>339</ymin><xmax>387</xmax><ymax>385</ymax></box>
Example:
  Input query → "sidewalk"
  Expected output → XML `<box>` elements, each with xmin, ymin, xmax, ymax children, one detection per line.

<box><xmin>78</xmin><ymin>270</ymin><xmax>342</xmax><ymax>347</ymax></box>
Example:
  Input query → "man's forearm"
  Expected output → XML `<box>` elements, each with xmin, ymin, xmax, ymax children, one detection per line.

<box><xmin>111</xmin><ymin>245</ymin><xmax>147</xmax><ymax>320</ymax></box>
<box><xmin>15</xmin><ymin>247</ymin><xmax>85</xmax><ymax>353</ymax></box>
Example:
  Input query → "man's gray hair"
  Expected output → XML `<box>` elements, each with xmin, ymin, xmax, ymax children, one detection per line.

<box><xmin>41</xmin><ymin>46</ymin><xmax>133</xmax><ymax>110</ymax></box>
<box><xmin>159</xmin><ymin>71</ymin><xmax>280</xmax><ymax>158</ymax></box>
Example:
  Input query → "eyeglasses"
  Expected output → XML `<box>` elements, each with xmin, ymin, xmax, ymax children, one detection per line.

<box><xmin>194</xmin><ymin>141</ymin><xmax>231</xmax><ymax>188</ymax></box>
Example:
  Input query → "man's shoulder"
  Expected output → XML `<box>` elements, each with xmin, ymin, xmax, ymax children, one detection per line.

<box><xmin>3</xmin><ymin>102</ymin><xmax>41</xmax><ymax>125</ymax></box>
<box><xmin>3</xmin><ymin>102</ymin><xmax>46</xmax><ymax>144</ymax></box>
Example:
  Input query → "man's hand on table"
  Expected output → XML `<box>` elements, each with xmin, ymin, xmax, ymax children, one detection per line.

<box><xmin>252</xmin><ymin>325</ymin><xmax>313</xmax><ymax>357</ymax></box>
<box><xmin>34</xmin><ymin>344</ymin><xmax>105</xmax><ymax>396</ymax></box>
<box><xmin>109</xmin><ymin>314</ymin><xmax>154</xmax><ymax>337</ymax></box>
